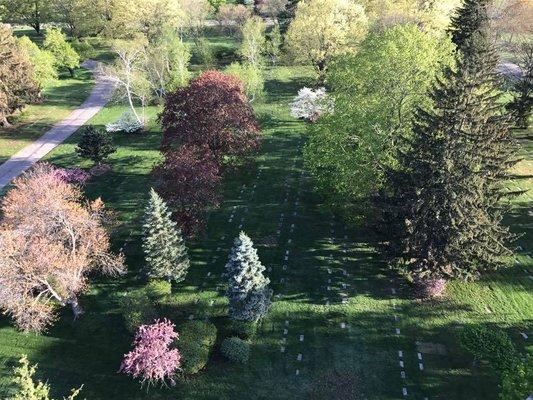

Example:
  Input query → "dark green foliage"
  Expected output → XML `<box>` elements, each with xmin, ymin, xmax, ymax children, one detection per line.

<box><xmin>145</xmin><ymin>280</ymin><xmax>172</xmax><ymax>301</ymax></box>
<box><xmin>459</xmin><ymin>326</ymin><xmax>532</xmax><ymax>399</ymax></box>
<box><xmin>227</xmin><ymin>320</ymin><xmax>257</xmax><ymax>339</ymax></box>
<box><xmin>220</xmin><ymin>337</ymin><xmax>249</xmax><ymax>364</ymax></box>
<box><xmin>178</xmin><ymin>321</ymin><xmax>217</xmax><ymax>374</ymax></box>
<box><xmin>142</xmin><ymin>188</ymin><xmax>190</xmax><ymax>283</ymax></box>
<box><xmin>118</xmin><ymin>289</ymin><xmax>157</xmax><ymax>333</ymax></box>
<box><xmin>379</xmin><ymin>0</ymin><xmax>519</xmax><ymax>281</ymax></box>
<box><xmin>309</xmin><ymin>371</ymin><xmax>364</xmax><ymax>400</ymax></box>
<box><xmin>507</xmin><ymin>43</ymin><xmax>532</xmax><ymax>129</ymax></box>
<box><xmin>459</xmin><ymin>326</ymin><xmax>518</xmax><ymax>372</ymax></box>
<box><xmin>279</xmin><ymin>0</ymin><xmax>300</xmax><ymax>34</ymax></box>
<box><xmin>75</xmin><ymin>126</ymin><xmax>116</xmax><ymax>164</ymax></box>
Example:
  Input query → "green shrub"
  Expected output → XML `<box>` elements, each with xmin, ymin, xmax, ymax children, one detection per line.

<box><xmin>500</xmin><ymin>357</ymin><xmax>533</xmax><ymax>400</ymax></box>
<box><xmin>179</xmin><ymin>341</ymin><xmax>211</xmax><ymax>375</ymax></box>
<box><xmin>459</xmin><ymin>326</ymin><xmax>518</xmax><ymax>372</ymax></box>
<box><xmin>221</xmin><ymin>337</ymin><xmax>249</xmax><ymax>364</ymax></box>
<box><xmin>227</xmin><ymin>320</ymin><xmax>257</xmax><ymax>339</ymax></box>
<box><xmin>145</xmin><ymin>280</ymin><xmax>172</xmax><ymax>301</ymax></box>
<box><xmin>118</xmin><ymin>289</ymin><xmax>157</xmax><ymax>333</ymax></box>
<box><xmin>178</xmin><ymin>321</ymin><xmax>217</xmax><ymax>375</ymax></box>
<box><xmin>225</xmin><ymin>62</ymin><xmax>264</xmax><ymax>101</ymax></box>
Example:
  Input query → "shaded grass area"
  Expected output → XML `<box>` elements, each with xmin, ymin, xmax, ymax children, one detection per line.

<box><xmin>0</xmin><ymin>69</ymin><xmax>94</xmax><ymax>164</ymax></box>
<box><xmin>0</xmin><ymin>60</ymin><xmax>530</xmax><ymax>400</ymax></box>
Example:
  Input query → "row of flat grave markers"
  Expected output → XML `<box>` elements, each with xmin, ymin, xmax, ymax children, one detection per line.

<box><xmin>516</xmin><ymin>249</ymin><xmax>532</xmax><ymax>341</ymax></box>
<box><xmin>391</xmin><ymin>284</ymin><xmax>428</xmax><ymax>399</ymax></box>
<box><xmin>279</xmin><ymin>151</ymin><xmax>305</xmax><ymax>377</ymax></box>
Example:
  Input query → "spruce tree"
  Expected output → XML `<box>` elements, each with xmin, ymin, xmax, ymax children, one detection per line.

<box><xmin>380</xmin><ymin>0</ymin><xmax>519</xmax><ymax>281</ymax></box>
<box><xmin>142</xmin><ymin>188</ymin><xmax>189</xmax><ymax>283</ymax></box>
<box><xmin>225</xmin><ymin>232</ymin><xmax>272</xmax><ymax>322</ymax></box>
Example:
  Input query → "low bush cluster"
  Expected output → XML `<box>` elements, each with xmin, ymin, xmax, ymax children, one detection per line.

<box><xmin>119</xmin><ymin>289</ymin><xmax>157</xmax><ymax>333</ymax></box>
<box><xmin>220</xmin><ymin>337</ymin><xmax>249</xmax><ymax>364</ymax></box>
<box><xmin>178</xmin><ymin>321</ymin><xmax>217</xmax><ymax>374</ymax></box>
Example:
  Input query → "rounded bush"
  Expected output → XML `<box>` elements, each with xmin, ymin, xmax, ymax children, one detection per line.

<box><xmin>221</xmin><ymin>337</ymin><xmax>249</xmax><ymax>364</ymax></box>
<box><xmin>177</xmin><ymin>321</ymin><xmax>217</xmax><ymax>375</ymax></box>
<box><xmin>145</xmin><ymin>280</ymin><xmax>172</xmax><ymax>301</ymax></box>
<box><xmin>180</xmin><ymin>320</ymin><xmax>217</xmax><ymax>347</ymax></box>
<box><xmin>179</xmin><ymin>341</ymin><xmax>211</xmax><ymax>375</ymax></box>
<box><xmin>228</xmin><ymin>320</ymin><xmax>257</xmax><ymax>339</ymax></box>
<box><xmin>119</xmin><ymin>289</ymin><xmax>157</xmax><ymax>333</ymax></box>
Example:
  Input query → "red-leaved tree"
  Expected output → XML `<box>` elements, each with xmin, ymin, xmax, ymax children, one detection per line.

<box><xmin>156</xmin><ymin>71</ymin><xmax>261</xmax><ymax>236</ymax></box>
<box><xmin>154</xmin><ymin>144</ymin><xmax>221</xmax><ymax>237</ymax></box>
<box><xmin>160</xmin><ymin>70</ymin><xmax>261</xmax><ymax>161</ymax></box>
<box><xmin>120</xmin><ymin>319</ymin><xmax>181</xmax><ymax>387</ymax></box>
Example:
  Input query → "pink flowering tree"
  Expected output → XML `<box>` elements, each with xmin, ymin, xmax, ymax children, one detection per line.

<box><xmin>120</xmin><ymin>319</ymin><xmax>181</xmax><ymax>387</ymax></box>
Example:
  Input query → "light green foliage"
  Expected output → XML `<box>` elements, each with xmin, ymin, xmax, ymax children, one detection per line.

<box><xmin>285</xmin><ymin>0</ymin><xmax>369</xmax><ymax>78</ymax></box>
<box><xmin>142</xmin><ymin>188</ymin><xmax>190</xmax><ymax>283</ymax></box>
<box><xmin>225</xmin><ymin>232</ymin><xmax>272</xmax><ymax>322</ymax></box>
<box><xmin>70</xmin><ymin>39</ymin><xmax>96</xmax><ymax>60</ymax></box>
<box><xmin>220</xmin><ymin>337</ymin><xmax>250</xmax><ymax>364</ymax></box>
<box><xmin>9</xmin><ymin>356</ymin><xmax>81</xmax><ymax>400</ymax></box>
<box><xmin>304</xmin><ymin>24</ymin><xmax>454</xmax><ymax>218</ymax></box>
<box><xmin>178</xmin><ymin>321</ymin><xmax>217</xmax><ymax>374</ymax></box>
<box><xmin>208</xmin><ymin>0</ymin><xmax>227</xmax><ymax>12</ymax></box>
<box><xmin>500</xmin><ymin>357</ymin><xmax>533</xmax><ymax>400</ymax></box>
<box><xmin>0</xmin><ymin>0</ymin><xmax>52</xmax><ymax>33</ymax></box>
<box><xmin>239</xmin><ymin>16</ymin><xmax>266</xmax><ymax>68</ymax></box>
<box><xmin>17</xmin><ymin>36</ymin><xmax>57</xmax><ymax>88</ymax></box>
<box><xmin>168</xmin><ymin>37</ymin><xmax>192</xmax><ymax>90</ymax></box>
<box><xmin>145</xmin><ymin>280</ymin><xmax>172</xmax><ymax>300</ymax></box>
<box><xmin>225</xmin><ymin>62</ymin><xmax>264</xmax><ymax>101</ymax></box>
<box><xmin>43</xmin><ymin>28</ymin><xmax>80</xmax><ymax>76</ymax></box>
<box><xmin>195</xmin><ymin>38</ymin><xmax>215</xmax><ymax>68</ymax></box>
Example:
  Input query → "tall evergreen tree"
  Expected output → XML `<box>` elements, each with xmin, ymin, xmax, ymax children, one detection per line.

<box><xmin>379</xmin><ymin>0</ymin><xmax>519</xmax><ymax>281</ymax></box>
<box><xmin>225</xmin><ymin>232</ymin><xmax>272</xmax><ymax>322</ymax></box>
<box><xmin>142</xmin><ymin>188</ymin><xmax>189</xmax><ymax>283</ymax></box>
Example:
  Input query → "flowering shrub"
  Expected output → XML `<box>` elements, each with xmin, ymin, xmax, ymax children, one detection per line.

<box><xmin>290</xmin><ymin>87</ymin><xmax>334</xmax><ymax>122</ymax></box>
<box><xmin>53</xmin><ymin>167</ymin><xmax>91</xmax><ymax>185</ymax></box>
<box><xmin>106</xmin><ymin>111</ymin><xmax>145</xmax><ymax>134</ymax></box>
<box><xmin>120</xmin><ymin>319</ymin><xmax>181</xmax><ymax>387</ymax></box>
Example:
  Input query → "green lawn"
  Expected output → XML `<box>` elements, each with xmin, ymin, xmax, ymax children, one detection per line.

<box><xmin>0</xmin><ymin>36</ymin><xmax>531</xmax><ymax>399</ymax></box>
<box><xmin>0</xmin><ymin>69</ymin><xmax>94</xmax><ymax>164</ymax></box>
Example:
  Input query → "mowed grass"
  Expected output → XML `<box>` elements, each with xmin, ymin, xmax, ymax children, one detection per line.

<box><xmin>0</xmin><ymin>36</ymin><xmax>531</xmax><ymax>399</ymax></box>
<box><xmin>0</xmin><ymin>69</ymin><xmax>94</xmax><ymax>164</ymax></box>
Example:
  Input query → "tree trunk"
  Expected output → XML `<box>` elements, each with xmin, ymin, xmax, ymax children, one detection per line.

<box><xmin>67</xmin><ymin>296</ymin><xmax>84</xmax><ymax>319</ymax></box>
<box><xmin>0</xmin><ymin>115</ymin><xmax>11</xmax><ymax>128</ymax></box>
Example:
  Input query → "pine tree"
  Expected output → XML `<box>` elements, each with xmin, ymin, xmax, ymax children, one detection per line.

<box><xmin>225</xmin><ymin>232</ymin><xmax>272</xmax><ymax>322</ymax></box>
<box><xmin>380</xmin><ymin>0</ymin><xmax>519</xmax><ymax>281</ymax></box>
<box><xmin>142</xmin><ymin>188</ymin><xmax>189</xmax><ymax>283</ymax></box>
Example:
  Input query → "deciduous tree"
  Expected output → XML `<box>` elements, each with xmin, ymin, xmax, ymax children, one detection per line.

<box><xmin>0</xmin><ymin>0</ymin><xmax>52</xmax><ymax>34</ymax></box>
<box><xmin>304</xmin><ymin>24</ymin><xmax>454</xmax><ymax>220</ymax></box>
<box><xmin>17</xmin><ymin>36</ymin><xmax>57</xmax><ymax>88</ymax></box>
<box><xmin>43</xmin><ymin>28</ymin><xmax>80</xmax><ymax>77</ymax></box>
<box><xmin>120</xmin><ymin>319</ymin><xmax>181</xmax><ymax>387</ymax></box>
<box><xmin>0</xmin><ymin>164</ymin><xmax>125</xmax><ymax>332</ymax></box>
<box><xmin>154</xmin><ymin>145</ymin><xmax>221</xmax><ymax>237</ymax></box>
<box><xmin>160</xmin><ymin>70</ymin><xmax>260</xmax><ymax>162</ymax></box>
<box><xmin>0</xmin><ymin>24</ymin><xmax>40</xmax><ymax>127</ymax></box>
<box><xmin>285</xmin><ymin>0</ymin><xmax>368</xmax><ymax>80</ymax></box>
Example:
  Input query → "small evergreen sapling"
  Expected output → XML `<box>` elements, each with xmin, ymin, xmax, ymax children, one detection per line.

<box><xmin>142</xmin><ymin>188</ymin><xmax>190</xmax><ymax>283</ymax></box>
<box><xmin>225</xmin><ymin>232</ymin><xmax>272</xmax><ymax>322</ymax></box>
<box><xmin>75</xmin><ymin>126</ymin><xmax>116</xmax><ymax>165</ymax></box>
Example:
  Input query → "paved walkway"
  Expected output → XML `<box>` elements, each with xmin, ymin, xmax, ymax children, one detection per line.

<box><xmin>0</xmin><ymin>61</ymin><xmax>114</xmax><ymax>191</ymax></box>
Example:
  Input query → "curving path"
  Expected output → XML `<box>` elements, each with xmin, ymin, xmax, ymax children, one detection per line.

<box><xmin>0</xmin><ymin>61</ymin><xmax>114</xmax><ymax>191</ymax></box>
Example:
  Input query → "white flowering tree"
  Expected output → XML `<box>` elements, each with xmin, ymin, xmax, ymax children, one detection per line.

<box><xmin>290</xmin><ymin>87</ymin><xmax>334</xmax><ymax>122</ymax></box>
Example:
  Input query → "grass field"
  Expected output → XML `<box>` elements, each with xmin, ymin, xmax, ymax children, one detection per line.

<box><xmin>0</xmin><ymin>69</ymin><xmax>94</xmax><ymax>164</ymax></box>
<box><xmin>0</xmin><ymin>32</ymin><xmax>531</xmax><ymax>400</ymax></box>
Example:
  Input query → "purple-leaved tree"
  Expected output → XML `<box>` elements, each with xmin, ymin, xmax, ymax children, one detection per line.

<box><xmin>120</xmin><ymin>319</ymin><xmax>181</xmax><ymax>387</ymax></box>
